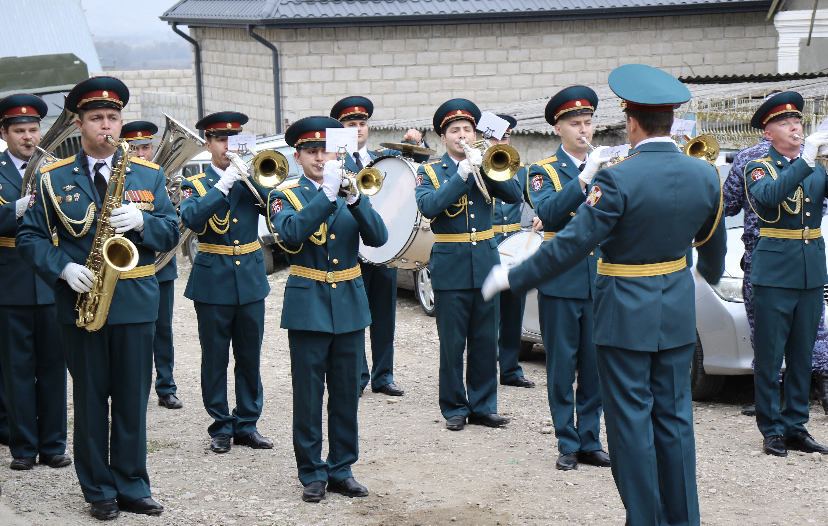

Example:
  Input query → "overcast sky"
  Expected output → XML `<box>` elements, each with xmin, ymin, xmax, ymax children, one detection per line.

<box><xmin>81</xmin><ymin>0</ymin><xmax>179</xmax><ymax>42</ymax></box>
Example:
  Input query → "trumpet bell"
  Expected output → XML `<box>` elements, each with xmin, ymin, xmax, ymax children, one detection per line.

<box><xmin>251</xmin><ymin>149</ymin><xmax>289</xmax><ymax>188</ymax></box>
<box><xmin>684</xmin><ymin>134</ymin><xmax>719</xmax><ymax>164</ymax></box>
<box><xmin>356</xmin><ymin>167</ymin><xmax>383</xmax><ymax>196</ymax></box>
<box><xmin>482</xmin><ymin>144</ymin><xmax>520</xmax><ymax>181</ymax></box>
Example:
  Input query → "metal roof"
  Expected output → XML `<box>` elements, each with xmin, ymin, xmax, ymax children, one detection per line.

<box><xmin>161</xmin><ymin>0</ymin><xmax>773</xmax><ymax>28</ymax></box>
<box><xmin>0</xmin><ymin>0</ymin><xmax>101</xmax><ymax>73</ymax></box>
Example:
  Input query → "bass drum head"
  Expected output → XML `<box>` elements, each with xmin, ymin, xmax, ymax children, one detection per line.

<box><xmin>359</xmin><ymin>156</ymin><xmax>420</xmax><ymax>265</ymax></box>
<box><xmin>498</xmin><ymin>230</ymin><xmax>543</xmax><ymax>269</ymax></box>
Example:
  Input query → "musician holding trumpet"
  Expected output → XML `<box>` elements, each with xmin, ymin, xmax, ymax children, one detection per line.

<box><xmin>17</xmin><ymin>77</ymin><xmax>179</xmax><ymax>520</ymax></box>
<box><xmin>415</xmin><ymin>99</ymin><xmax>522</xmax><ymax>431</ymax></box>
<box><xmin>0</xmin><ymin>94</ymin><xmax>69</xmax><ymax>472</ymax></box>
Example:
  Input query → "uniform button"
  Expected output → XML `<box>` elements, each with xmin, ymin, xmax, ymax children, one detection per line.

<box><xmin>469</xmin><ymin>201</ymin><xmax>473</xmax><ymax>205</ymax></box>
<box><xmin>471</xmin><ymin>228</ymin><xmax>476</xmax><ymax>232</ymax></box>
<box><xmin>332</xmin><ymin>283</ymin><xmax>337</xmax><ymax>288</ymax></box>
<box><xmin>234</xmin><ymin>240</ymin><xmax>239</xmax><ymax>245</ymax></box>
<box><xmin>590</xmin><ymin>252</ymin><xmax>594</xmax><ymax>255</ymax></box>
<box><xmin>472</xmin><ymin>241</ymin><xmax>477</xmax><ymax>245</ymax></box>
<box><xmin>470</xmin><ymin>214</ymin><xmax>475</xmax><ymax>218</ymax></box>
<box><xmin>333</xmin><ymin>259</ymin><xmax>339</xmax><ymax>264</ymax></box>
<box><xmin>807</xmin><ymin>212</ymin><xmax>811</xmax><ymax>216</ymax></box>
<box><xmin>233</xmin><ymin>218</ymin><xmax>238</xmax><ymax>223</ymax></box>
<box><xmin>503</xmin><ymin>216</ymin><xmax>507</xmax><ymax>220</ymax></box>
<box><xmin>330</xmin><ymin>234</ymin><xmax>336</xmax><ymax>240</ymax></box>
<box><xmin>806</xmin><ymin>198</ymin><xmax>811</xmax><ymax>202</ymax></box>
<box><xmin>235</xmin><ymin>261</ymin><xmax>240</xmax><ymax>265</ymax></box>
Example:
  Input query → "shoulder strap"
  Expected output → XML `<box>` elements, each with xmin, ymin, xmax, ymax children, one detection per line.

<box><xmin>542</xmin><ymin>164</ymin><xmax>562</xmax><ymax>192</ymax></box>
<box><xmin>423</xmin><ymin>164</ymin><xmax>440</xmax><ymax>190</ymax></box>
<box><xmin>41</xmin><ymin>155</ymin><xmax>75</xmax><ymax>173</ymax></box>
<box><xmin>191</xmin><ymin>178</ymin><xmax>208</xmax><ymax>197</ymax></box>
<box><xmin>130</xmin><ymin>157</ymin><xmax>160</xmax><ymax>170</ymax></box>
<box><xmin>280</xmin><ymin>188</ymin><xmax>303</xmax><ymax>211</ymax></box>
<box><xmin>186</xmin><ymin>172</ymin><xmax>206</xmax><ymax>181</ymax></box>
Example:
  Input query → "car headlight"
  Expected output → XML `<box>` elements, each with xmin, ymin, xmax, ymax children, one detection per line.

<box><xmin>710</xmin><ymin>277</ymin><xmax>744</xmax><ymax>303</ymax></box>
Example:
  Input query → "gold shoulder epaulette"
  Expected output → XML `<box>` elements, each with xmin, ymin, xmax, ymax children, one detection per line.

<box><xmin>425</xmin><ymin>160</ymin><xmax>440</xmax><ymax>166</ymax></box>
<box><xmin>40</xmin><ymin>155</ymin><xmax>75</xmax><ymax>173</ymax></box>
<box><xmin>519</xmin><ymin>162</ymin><xmax>525</xmax><ymax>168</ymax></box>
<box><xmin>751</xmin><ymin>156</ymin><xmax>772</xmax><ymax>163</ymax></box>
<box><xmin>130</xmin><ymin>157</ymin><xmax>160</xmax><ymax>170</ymax></box>
<box><xmin>610</xmin><ymin>152</ymin><xmax>639</xmax><ymax>166</ymax></box>
<box><xmin>375</xmin><ymin>147</ymin><xmax>388</xmax><ymax>152</ymax></box>
<box><xmin>535</xmin><ymin>156</ymin><xmax>557</xmax><ymax>165</ymax></box>
<box><xmin>279</xmin><ymin>183</ymin><xmax>300</xmax><ymax>190</ymax></box>
<box><xmin>186</xmin><ymin>172</ymin><xmax>206</xmax><ymax>181</ymax></box>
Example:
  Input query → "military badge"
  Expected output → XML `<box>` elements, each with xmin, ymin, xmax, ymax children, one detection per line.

<box><xmin>750</xmin><ymin>168</ymin><xmax>765</xmax><ymax>181</ymax></box>
<box><xmin>125</xmin><ymin>190</ymin><xmax>155</xmax><ymax>211</ymax></box>
<box><xmin>28</xmin><ymin>187</ymin><xmax>37</xmax><ymax>208</ymax></box>
<box><xmin>586</xmin><ymin>185</ymin><xmax>602</xmax><ymax>206</ymax></box>
<box><xmin>74</xmin><ymin>193</ymin><xmax>80</xmax><ymax>201</ymax></box>
<box><xmin>62</xmin><ymin>185</ymin><xmax>76</xmax><ymax>192</ymax></box>
<box><xmin>532</xmin><ymin>174</ymin><xmax>543</xmax><ymax>191</ymax></box>
<box><xmin>415</xmin><ymin>173</ymin><xmax>423</xmax><ymax>186</ymax></box>
<box><xmin>271</xmin><ymin>198</ymin><xmax>282</xmax><ymax>215</ymax></box>
<box><xmin>56</xmin><ymin>195</ymin><xmax>63</xmax><ymax>204</ymax></box>
<box><xmin>181</xmin><ymin>188</ymin><xmax>193</xmax><ymax>200</ymax></box>
<box><xmin>66</xmin><ymin>194</ymin><xmax>73</xmax><ymax>203</ymax></box>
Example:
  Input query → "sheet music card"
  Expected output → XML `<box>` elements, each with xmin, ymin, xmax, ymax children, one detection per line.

<box><xmin>228</xmin><ymin>134</ymin><xmax>256</xmax><ymax>153</ymax></box>
<box><xmin>670</xmin><ymin>118</ymin><xmax>695</xmax><ymax>138</ymax></box>
<box><xmin>325</xmin><ymin>128</ymin><xmax>358</xmax><ymax>154</ymax></box>
<box><xmin>598</xmin><ymin>144</ymin><xmax>631</xmax><ymax>161</ymax></box>
<box><xmin>477</xmin><ymin>112</ymin><xmax>509</xmax><ymax>140</ymax></box>
<box><xmin>817</xmin><ymin>117</ymin><xmax>828</xmax><ymax>133</ymax></box>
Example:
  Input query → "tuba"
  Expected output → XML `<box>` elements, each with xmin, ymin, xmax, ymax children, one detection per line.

<box><xmin>75</xmin><ymin>137</ymin><xmax>139</xmax><ymax>331</ymax></box>
<box><xmin>152</xmin><ymin>114</ymin><xmax>205</xmax><ymax>271</ymax></box>
<box><xmin>21</xmin><ymin>105</ymin><xmax>78</xmax><ymax>197</ymax></box>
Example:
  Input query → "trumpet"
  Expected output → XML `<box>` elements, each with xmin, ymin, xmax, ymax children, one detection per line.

<box><xmin>459</xmin><ymin>138</ymin><xmax>521</xmax><ymax>204</ymax></box>
<box><xmin>225</xmin><ymin>148</ymin><xmax>290</xmax><ymax>208</ymax></box>
<box><xmin>683</xmin><ymin>134</ymin><xmax>719</xmax><ymax>165</ymax></box>
<box><xmin>311</xmin><ymin>158</ymin><xmax>383</xmax><ymax>197</ymax></box>
<box><xmin>581</xmin><ymin>137</ymin><xmax>625</xmax><ymax>166</ymax></box>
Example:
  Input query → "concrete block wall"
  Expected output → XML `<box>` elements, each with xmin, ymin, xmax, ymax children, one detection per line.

<box><xmin>90</xmin><ymin>69</ymin><xmax>196</xmax><ymax>124</ymax></box>
<box><xmin>139</xmin><ymin>92</ymin><xmax>200</xmax><ymax>136</ymax></box>
<box><xmin>191</xmin><ymin>11</ymin><xmax>777</xmax><ymax>136</ymax></box>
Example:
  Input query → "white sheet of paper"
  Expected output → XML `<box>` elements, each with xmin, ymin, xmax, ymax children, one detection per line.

<box><xmin>817</xmin><ymin>117</ymin><xmax>828</xmax><ymax>133</ymax></box>
<box><xmin>670</xmin><ymin>118</ymin><xmax>695</xmax><ymax>138</ymax></box>
<box><xmin>477</xmin><ymin>112</ymin><xmax>509</xmax><ymax>140</ymax></box>
<box><xmin>228</xmin><ymin>134</ymin><xmax>256</xmax><ymax>152</ymax></box>
<box><xmin>326</xmin><ymin>128</ymin><xmax>358</xmax><ymax>154</ymax></box>
<box><xmin>598</xmin><ymin>144</ymin><xmax>631</xmax><ymax>160</ymax></box>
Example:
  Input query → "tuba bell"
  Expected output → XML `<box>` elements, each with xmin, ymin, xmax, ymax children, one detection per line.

<box><xmin>21</xmin><ymin>105</ymin><xmax>78</xmax><ymax>197</ymax></box>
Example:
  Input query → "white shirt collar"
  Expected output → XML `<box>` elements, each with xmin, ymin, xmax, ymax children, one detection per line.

<box><xmin>7</xmin><ymin>152</ymin><xmax>28</xmax><ymax>175</ymax></box>
<box><xmin>356</xmin><ymin>145</ymin><xmax>371</xmax><ymax>166</ymax></box>
<box><xmin>305</xmin><ymin>176</ymin><xmax>322</xmax><ymax>190</ymax></box>
<box><xmin>560</xmin><ymin>146</ymin><xmax>586</xmax><ymax>168</ymax></box>
<box><xmin>87</xmin><ymin>154</ymin><xmax>114</xmax><ymax>182</ymax></box>
<box><xmin>211</xmin><ymin>163</ymin><xmax>226</xmax><ymax>176</ymax></box>
<box><xmin>634</xmin><ymin>136</ymin><xmax>676</xmax><ymax>148</ymax></box>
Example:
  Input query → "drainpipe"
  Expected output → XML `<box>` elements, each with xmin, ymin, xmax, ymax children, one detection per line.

<box><xmin>247</xmin><ymin>25</ymin><xmax>282</xmax><ymax>134</ymax></box>
<box><xmin>172</xmin><ymin>23</ymin><xmax>204</xmax><ymax>136</ymax></box>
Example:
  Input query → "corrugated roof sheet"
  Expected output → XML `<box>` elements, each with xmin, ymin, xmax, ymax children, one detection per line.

<box><xmin>0</xmin><ymin>0</ymin><xmax>101</xmax><ymax>73</ymax></box>
<box><xmin>161</xmin><ymin>0</ymin><xmax>773</xmax><ymax>27</ymax></box>
<box><xmin>680</xmin><ymin>72</ymin><xmax>828</xmax><ymax>84</ymax></box>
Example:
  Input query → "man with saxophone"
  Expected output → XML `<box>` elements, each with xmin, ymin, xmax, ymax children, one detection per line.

<box><xmin>415</xmin><ymin>99</ymin><xmax>522</xmax><ymax>431</ymax></box>
<box><xmin>179</xmin><ymin>112</ymin><xmax>273</xmax><ymax>455</ymax></box>
<box><xmin>269</xmin><ymin>116</ymin><xmax>387</xmax><ymax>502</ymax></box>
<box><xmin>482</xmin><ymin>65</ymin><xmax>727</xmax><ymax>526</ymax></box>
<box><xmin>122</xmin><ymin>121</ymin><xmax>182</xmax><ymax>410</ymax></box>
<box><xmin>0</xmin><ymin>94</ymin><xmax>69</xmax><ymax>471</ymax></box>
<box><xmin>17</xmin><ymin>77</ymin><xmax>179</xmax><ymax>520</ymax></box>
<box><xmin>489</xmin><ymin>113</ymin><xmax>534</xmax><ymax>390</ymax></box>
<box><xmin>331</xmin><ymin>95</ymin><xmax>426</xmax><ymax>398</ymax></box>
<box><xmin>524</xmin><ymin>88</ymin><xmax>609</xmax><ymax>472</ymax></box>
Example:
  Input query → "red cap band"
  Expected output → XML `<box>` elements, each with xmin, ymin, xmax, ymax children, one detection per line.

<box><xmin>1</xmin><ymin>106</ymin><xmax>39</xmax><ymax>120</ymax></box>
<box><xmin>205</xmin><ymin>121</ymin><xmax>242</xmax><ymax>134</ymax></box>
<box><xmin>78</xmin><ymin>90</ymin><xmax>123</xmax><ymax>109</ymax></box>
<box><xmin>554</xmin><ymin>99</ymin><xmax>594</xmax><ymax>121</ymax></box>
<box><xmin>122</xmin><ymin>130</ymin><xmax>153</xmax><ymax>140</ymax></box>
<box><xmin>295</xmin><ymin>129</ymin><xmax>326</xmax><ymax>146</ymax></box>
<box><xmin>761</xmin><ymin>103</ymin><xmax>803</xmax><ymax>127</ymax></box>
<box><xmin>338</xmin><ymin>106</ymin><xmax>368</xmax><ymax>120</ymax></box>
<box><xmin>440</xmin><ymin>109</ymin><xmax>476</xmax><ymax>129</ymax></box>
<box><xmin>621</xmin><ymin>100</ymin><xmax>675</xmax><ymax>113</ymax></box>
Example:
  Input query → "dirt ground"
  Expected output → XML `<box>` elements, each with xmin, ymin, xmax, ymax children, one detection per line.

<box><xmin>1</xmin><ymin>258</ymin><xmax>828</xmax><ymax>526</ymax></box>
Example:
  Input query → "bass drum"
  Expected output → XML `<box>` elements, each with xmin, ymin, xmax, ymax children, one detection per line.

<box><xmin>498</xmin><ymin>230</ymin><xmax>543</xmax><ymax>269</ymax></box>
<box><xmin>359</xmin><ymin>156</ymin><xmax>434</xmax><ymax>270</ymax></box>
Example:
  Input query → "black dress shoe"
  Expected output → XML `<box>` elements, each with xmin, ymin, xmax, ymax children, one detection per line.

<box><xmin>763</xmin><ymin>435</ymin><xmax>788</xmax><ymax>457</ymax></box>
<box><xmin>234</xmin><ymin>431</ymin><xmax>273</xmax><ymax>449</ymax></box>
<box><xmin>468</xmin><ymin>414</ymin><xmax>510</xmax><ymax>428</ymax></box>
<box><xmin>577</xmin><ymin>449</ymin><xmax>611</xmax><ymax>467</ymax></box>
<box><xmin>158</xmin><ymin>394</ymin><xmax>183</xmax><ymax>409</ymax></box>
<box><xmin>741</xmin><ymin>405</ymin><xmax>756</xmax><ymax>417</ymax></box>
<box><xmin>556</xmin><ymin>453</ymin><xmax>578</xmax><ymax>471</ymax></box>
<box><xmin>501</xmin><ymin>376</ymin><xmax>536</xmax><ymax>388</ymax></box>
<box><xmin>327</xmin><ymin>477</ymin><xmax>369</xmax><ymax>498</ymax></box>
<box><xmin>90</xmin><ymin>499</ymin><xmax>119</xmax><ymax>520</ymax></box>
<box><xmin>372</xmin><ymin>382</ymin><xmax>404</xmax><ymax>396</ymax></box>
<box><xmin>785</xmin><ymin>431</ymin><xmax>828</xmax><ymax>454</ymax></box>
<box><xmin>210</xmin><ymin>433</ymin><xmax>232</xmax><ymax>453</ymax></box>
<box><xmin>0</xmin><ymin>434</ymin><xmax>8</xmax><ymax>446</ymax></box>
<box><xmin>118</xmin><ymin>496</ymin><xmax>164</xmax><ymax>515</ymax></box>
<box><xmin>10</xmin><ymin>457</ymin><xmax>35</xmax><ymax>470</ymax></box>
<box><xmin>302</xmin><ymin>481</ymin><xmax>326</xmax><ymax>502</ymax></box>
<box><xmin>39</xmin><ymin>453</ymin><xmax>72</xmax><ymax>468</ymax></box>
<box><xmin>446</xmin><ymin>415</ymin><xmax>466</xmax><ymax>431</ymax></box>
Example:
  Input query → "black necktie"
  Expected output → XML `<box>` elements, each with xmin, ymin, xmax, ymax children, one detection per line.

<box><xmin>354</xmin><ymin>153</ymin><xmax>364</xmax><ymax>170</ymax></box>
<box><xmin>93</xmin><ymin>161</ymin><xmax>107</xmax><ymax>204</ymax></box>
<box><xmin>20</xmin><ymin>162</ymin><xmax>27</xmax><ymax>171</ymax></box>
<box><xmin>579</xmin><ymin>162</ymin><xmax>586</xmax><ymax>172</ymax></box>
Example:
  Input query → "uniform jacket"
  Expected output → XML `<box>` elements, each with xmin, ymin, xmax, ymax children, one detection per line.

<box><xmin>745</xmin><ymin>146</ymin><xmax>828</xmax><ymax>290</ymax></box>
<box><xmin>0</xmin><ymin>150</ymin><xmax>54</xmax><ymax>305</ymax></box>
<box><xmin>526</xmin><ymin>146</ymin><xmax>600</xmax><ymax>299</ymax></box>
<box><xmin>179</xmin><ymin>164</ymin><xmax>271</xmax><ymax>305</ymax></box>
<box><xmin>510</xmin><ymin>141</ymin><xmax>726</xmax><ymax>352</ymax></box>
<box><xmin>16</xmin><ymin>149</ymin><xmax>179</xmax><ymax>324</ymax></box>
<box><xmin>415</xmin><ymin>152</ymin><xmax>522</xmax><ymax>291</ymax></box>
<box><xmin>269</xmin><ymin>175</ymin><xmax>388</xmax><ymax>334</ymax></box>
<box><xmin>492</xmin><ymin>164</ymin><xmax>527</xmax><ymax>245</ymax></box>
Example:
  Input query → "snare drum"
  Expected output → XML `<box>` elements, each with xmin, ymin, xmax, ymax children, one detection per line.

<box><xmin>498</xmin><ymin>230</ymin><xmax>543</xmax><ymax>269</ymax></box>
<box><xmin>359</xmin><ymin>156</ymin><xmax>434</xmax><ymax>270</ymax></box>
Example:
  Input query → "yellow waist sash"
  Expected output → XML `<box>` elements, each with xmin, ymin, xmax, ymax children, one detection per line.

<box><xmin>543</xmin><ymin>231</ymin><xmax>557</xmax><ymax>241</ymax></box>
<box><xmin>597</xmin><ymin>256</ymin><xmax>687</xmax><ymax>277</ymax></box>
<box><xmin>493</xmin><ymin>223</ymin><xmax>521</xmax><ymax>234</ymax></box>
<box><xmin>433</xmin><ymin>229</ymin><xmax>494</xmax><ymax>243</ymax></box>
<box><xmin>759</xmin><ymin>227</ymin><xmax>822</xmax><ymax>241</ymax></box>
<box><xmin>119</xmin><ymin>264</ymin><xmax>155</xmax><ymax>279</ymax></box>
<box><xmin>0</xmin><ymin>237</ymin><xmax>14</xmax><ymax>248</ymax></box>
<box><xmin>199</xmin><ymin>240</ymin><xmax>261</xmax><ymax>256</ymax></box>
<box><xmin>290</xmin><ymin>265</ymin><xmax>361</xmax><ymax>284</ymax></box>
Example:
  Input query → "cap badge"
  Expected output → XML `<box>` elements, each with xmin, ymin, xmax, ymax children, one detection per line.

<box><xmin>786</xmin><ymin>104</ymin><xmax>792</xmax><ymax>110</ymax></box>
<box><xmin>315</xmin><ymin>132</ymin><xmax>320</xmax><ymax>138</ymax></box>
<box><xmin>456</xmin><ymin>110</ymin><xmax>462</xmax><ymax>115</ymax></box>
<box><xmin>21</xmin><ymin>108</ymin><xmax>27</xmax><ymax>113</ymax></box>
<box><xmin>226</xmin><ymin>123</ymin><xmax>232</xmax><ymax>128</ymax></box>
<box><xmin>575</xmin><ymin>101</ymin><xmax>581</xmax><ymax>107</ymax></box>
<box><xmin>137</xmin><ymin>132</ymin><xmax>143</xmax><ymax>137</ymax></box>
<box><xmin>102</xmin><ymin>91</ymin><xmax>108</xmax><ymax>98</ymax></box>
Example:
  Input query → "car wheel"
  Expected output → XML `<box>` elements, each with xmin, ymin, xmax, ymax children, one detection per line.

<box><xmin>691</xmin><ymin>332</ymin><xmax>726</xmax><ymax>401</ymax></box>
<box><xmin>262</xmin><ymin>245</ymin><xmax>275</xmax><ymax>275</ymax></box>
<box><xmin>186</xmin><ymin>235</ymin><xmax>199</xmax><ymax>266</ymax></box>
<box><xmin>518</xmin><ymin>340</ymin><xmax>535</xmax><ymax>361</ymax></box>
<box><xmin>415</xmin><ymin>267</ymin><xmax>435</xmax><ymax>317</ymax></box>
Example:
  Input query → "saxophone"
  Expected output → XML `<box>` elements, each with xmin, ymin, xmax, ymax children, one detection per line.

<box><xmin>75</xmin><ymin>136</ymin><xmax>139</xmax><ymax>331</ymax></box>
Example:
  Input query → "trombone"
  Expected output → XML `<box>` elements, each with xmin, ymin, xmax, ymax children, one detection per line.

<box><xmin>225</xmin><ymin>148</ymin><xmax>290</xmax><ymax>208</ymax></box>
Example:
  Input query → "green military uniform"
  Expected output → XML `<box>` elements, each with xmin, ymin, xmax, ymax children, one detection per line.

<box><xmin>744</xmin><ymin>92</ymin><xmax>828</xmax><ymax>444</ymax></box>
<box><xmin>505</xmin><ymin>65</ymin><xmax>726</xmax><ymax>526</ymax></box>
<box><xmin>269</xmin><ymin>116</ymin><xmax>388</xmax><ymax>487</ymax></box>
<box><xmin>17</xmin><ymin>80</ymin><xmax>179</xmax><ymax>506</ymax></box>
<box><xmin>415</xmin><ymin>100</ymin><xmax>522</xmax><ymax>423</ymax></box>
<box><xmin>179</xmin><ymin>112</ymin><xmax>271</xmax><ymax>443</ymax></box>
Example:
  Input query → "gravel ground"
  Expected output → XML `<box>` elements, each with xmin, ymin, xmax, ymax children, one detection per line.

<box><xmin>1</xmin><ymin>258</ymin><xmax>827</xmax><ymax>525</ymax></box>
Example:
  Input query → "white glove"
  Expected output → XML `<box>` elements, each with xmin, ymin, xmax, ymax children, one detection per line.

<box><xmin>803</xmin><ymin>133</ymin><xmax>828</xmax><ymax>168</ymax></box>
<box><xmin>482</xmin><ymin>264</ymin><xmax>510</xmax><ymax>301</ymax></box>
<box><xmin>110</xmin><ymin>202</ymin><xmax>144</xmax><ymax>233</ymax></box>
<box><xmin>61</xmin><ymin>262</ymin><xmax>95</xmax><ymax>293</ymax></box>
<box><xmin>579</xmin><ymin>146</ymin><xmax>609</xmax><ymax>185</ymax></box>
<box><xmin>457</xmin><ymin>148</ymin><xmax>482</xmax><ymax>182</ymax></box>
<box><xmin>215</xmin><ymin>162</ymin><xmax>245</xmax><ymax>195</ymax></box>
<box><xmin>15</xmin><ymin>197</ymin><xmax>28</xmax><ymax>219</ymax></box>
<box><xmin>322</xmin><ymin>160</ymin><xmax>343</xmax><ymax>202</ymax></box>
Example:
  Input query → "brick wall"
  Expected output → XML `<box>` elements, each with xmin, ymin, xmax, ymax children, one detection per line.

<box><xmin>90</xmin><ymin>69</ymin><xmax>196</xmax><ymax>123</ymax></box>
<box><xmin>191</xmin><ymin>11</ymin><xmax>778</xmax><ymax>136</ymax></box>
